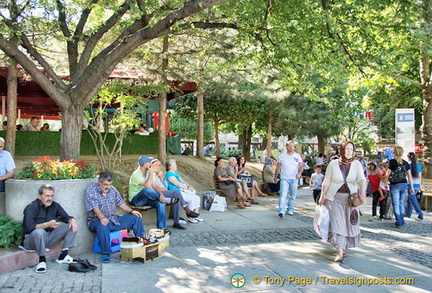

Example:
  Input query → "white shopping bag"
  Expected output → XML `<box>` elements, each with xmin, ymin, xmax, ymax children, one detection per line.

<box><xmin>313</xmin><ymin>205</ymin><xmax>330</xmax><ymax>241</ymax></box>
<box><xmin>209</xmin><ymin>195</ymin><xmax>227</xmax><ymax>212</ymax></box>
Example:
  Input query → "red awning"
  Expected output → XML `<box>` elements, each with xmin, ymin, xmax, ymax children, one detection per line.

<box><xmin>0</xmin><ymin>67</ymin><xmax>197</xmax><ymax>119</ymax></box>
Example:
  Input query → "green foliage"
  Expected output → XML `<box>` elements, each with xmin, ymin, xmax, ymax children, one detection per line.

<box><xmin>0</xmin><ymin>215</ymin><xmax>23</xmax><ymax>248</ymax></box>
<box><xmin>221</xmin><ymin>148</ymin><xmax>242</xmax><ymax>159</ymax></box>
<box><xmin>168</xmin><ymin>110</ymin><xmax>213</xmax><ymax>141</ymax></box>
<box><xmin>17</xmin><ymin>156</ymin><xmax>97</xmax><ymax>180</ymax></box>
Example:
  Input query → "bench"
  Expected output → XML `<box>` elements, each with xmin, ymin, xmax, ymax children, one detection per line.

<box><xmin>421</xmin><ymin>179</ymin><xmax>432</xmax><ymax>212</ymax></box>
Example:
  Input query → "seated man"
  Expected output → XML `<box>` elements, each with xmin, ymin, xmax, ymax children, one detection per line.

<box><xmin>86</xmin><ymin>171</ymin><xmax>145</xmax><ymax>263</ymax></box>
<box><xmin>23</xmin><ymin>184</ymin><xmax>78</xmax><ymax>273</ymax></box>
<box><xmin>0</xmin><ymin>137</ymin><xmax>16</xmax><ymax>192</ymax></box>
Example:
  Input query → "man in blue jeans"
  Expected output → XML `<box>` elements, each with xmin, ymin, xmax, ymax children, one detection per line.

<box><xmin>129</xmin><ymin>156</ymin><xmax>189</xmax><ymax>230</ymax></box>
<box><xmin>86</xmin><ymin>171</ymin><xmax>145</xmax><ymax>263</ymax></box>
<box><xmin>274</xmin><ymin>141</ymin><xmax>304</xmax><ymax>218</ymax></box>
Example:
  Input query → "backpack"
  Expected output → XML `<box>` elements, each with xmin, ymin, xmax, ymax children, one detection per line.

<box><xmin>389</xmin><ymin>163</ymin><xmax>407</xmax><ymax>183</ymax></box>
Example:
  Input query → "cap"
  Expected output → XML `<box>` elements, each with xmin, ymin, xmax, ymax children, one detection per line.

<box><xmin>138</xmin><ymin>155</ymin><xmax>153</xmax><ymax>166</ymax></box>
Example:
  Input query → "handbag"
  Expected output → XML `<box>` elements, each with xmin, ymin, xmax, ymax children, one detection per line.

<box><xmin>239</xmin><ymin>174</ymin><xmax>253</xmax><ymax>188</ymax></box>
<box><xmin>209</xmin><ymin>195</ymin><xmax>228</xmax><ymax>212</ymax></box>
<box><xmin>416</xmin><ymin>189</ymin><xmax>423</xmax><ymax>203</ymax></box>
<box><xmin>339</xmin><ymin>164</ymin><xmax>364</xmax><ymax>208</ymax></box>
<box><xmin>224</xmin><ymin>180</ymin><xmax>234</xmax><ymax>185</ymax></box>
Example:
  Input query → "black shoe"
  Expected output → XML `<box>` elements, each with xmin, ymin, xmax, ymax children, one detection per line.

<box><xmin>163</xmin><ymin>228</ymin><xmax>172</xmax><ymax>235</ymax></box>
<box><xmin>68</xmin><ymin>262</ymin><xmax>92</xmax><ymax>273</ymax></box>
<box><xmin>186</xmin><ymin>211</ymin><xmax>199</xmax><ymax>218</ymax></box>
<box><xmin>173</xmin><ymin>223</ymin><xmax>187</xmax><ymax>230</ymax></box>
<box><xmin>278</xmin><ymin>213</ymin><xmax>284</xmax><ymax>218</ymax></box>
<box><xmin>78</xmin><ymin>259</ymin><xmax>97</xmax><ymax>270</ymax></box>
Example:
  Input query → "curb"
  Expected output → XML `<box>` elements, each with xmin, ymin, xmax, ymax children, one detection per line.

<box><xmin>0</xmin><ymin>244</ymin><xmax>61</xmax><ymax>274</ymax></box>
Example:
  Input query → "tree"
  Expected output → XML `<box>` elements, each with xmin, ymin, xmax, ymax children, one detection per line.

<box><xmin>0</xmin><ymin>0</ymin><xmax>232</xmax><ymax>160</ymax></box>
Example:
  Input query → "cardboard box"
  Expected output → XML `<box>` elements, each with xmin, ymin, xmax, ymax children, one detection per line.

<box><xmin>120</xmin><ymin>242</ymin><xmax>160</xmax><ymax>263</ymax></box>
<box><xmin>158</xmin><ymin>236</ymin><xmax>170</xmax><ymax>254</ymax></box>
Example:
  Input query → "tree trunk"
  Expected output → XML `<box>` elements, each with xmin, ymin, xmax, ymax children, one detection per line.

<box><xmin>158</xmin><ymin>36</ymin><xmax>169</xmax><ymax>164</ymax></box>
<box><xmin>266</xmin><ymin>108</ymin><xmax>273</xmax><ymax>160</ymax></box>
<box><xmin>197</xmin><ymin>90</ymin><xmax>204</xmax><ymax>159</ymax></box>
<box><xmin>421</xmin><ymin>91</ymin><xmax>432</xmax><ymax>178</ymax></box>
<box><xmin>5</xmin><ymin>59</ymin><xmax>17</xmax><ymax>154</ymax></box>
<box><xmin>317</xmin><ymin>135</ymin><xmax>326</xmax><ymax>156</ymax></box>
<box><xmin>241</xmin><ymin>126</ymin><xmax>252</xmax><ymax>161</ymax></box>
<box><xmin>214</xmin><ymin>119</ymin><xmax>220</xmax><ymax>157</ymax></box>
<box><xmin>59</xmin><ymin>104</ymin><xmax>84</xmax><ymax>161</ymax></box>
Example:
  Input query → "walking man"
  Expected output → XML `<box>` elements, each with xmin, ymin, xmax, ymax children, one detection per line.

<box><xmin>274</xmin><ymin>141</ymin><xmax>304</xmax><ymax>217</ymax></box>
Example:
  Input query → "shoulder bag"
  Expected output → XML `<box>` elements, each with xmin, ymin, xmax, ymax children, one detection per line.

<box><xmin>340</xmin><ymin>164</ymin><xmax>363</xmax><ymax>208</ymax></box>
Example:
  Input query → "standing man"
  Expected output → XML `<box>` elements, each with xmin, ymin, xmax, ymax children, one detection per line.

<box><xmin>0</xmin><ymin>137</ymin><xmax>16</xmax><ymax>192</ymax></box>
<box><xmin>25</xmin><ymin>117</ymin><xmax>40</xmax><ymax>131</ymax></box>
<box><xmin>274</xmin><ymin>141</ymin><xmax>304</xmax><ymax>217</ymax></box>
<box><xmin>86</xmin><ymin>171</ymin><xmax>145</xmax><ymax>263</ymax></box>
<box><xmin>23</xmin><ymin>184</ymin><xmax>78</xmax><ymax>273</ymax></box>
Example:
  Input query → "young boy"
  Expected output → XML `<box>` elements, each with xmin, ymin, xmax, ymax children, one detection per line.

<box><xmin>310</xmin><ymin>165</ymin><xmax>324</xmax><ymax>204</ymax></box>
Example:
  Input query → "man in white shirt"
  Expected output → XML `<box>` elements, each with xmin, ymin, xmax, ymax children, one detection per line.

<box><xmin>274</xmin><ymin>141</ymin><xmax>304</xmax><ymax>217</ymax></box>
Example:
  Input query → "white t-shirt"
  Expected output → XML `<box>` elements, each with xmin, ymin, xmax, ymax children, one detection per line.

<box><xmin>278</xmin><ymin>152</ymin><xmax>303</xmax><ymax>180</ymax></box>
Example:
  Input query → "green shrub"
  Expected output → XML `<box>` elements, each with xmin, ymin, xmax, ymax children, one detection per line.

<box><xmin>0</xmin><ymin>215</ymin><xmax>23</xmax><ymax>247</ymax></box>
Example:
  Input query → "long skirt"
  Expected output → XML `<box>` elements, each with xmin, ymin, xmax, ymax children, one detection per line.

<box><xmin>325</xmin><ymin>192</ymin><xmax>361</xmax><ymax>249</ymax></box>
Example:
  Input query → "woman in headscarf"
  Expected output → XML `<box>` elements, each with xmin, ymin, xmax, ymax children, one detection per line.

<box><xmin>319</xmin><ymin>141</ymin><xmax>366</xmax><ymax>262</ymax></box>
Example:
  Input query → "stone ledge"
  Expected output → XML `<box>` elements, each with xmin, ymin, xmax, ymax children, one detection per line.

<box><xmin>0</xmin><ymin>244</ymin><xmax>61</xmax><ymax>274</ymax></box>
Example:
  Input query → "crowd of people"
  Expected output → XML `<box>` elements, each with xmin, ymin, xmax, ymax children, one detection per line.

<box><xmin>1</xmin><ymin>135</ymin><xmax>425</xmax><ymax>272</ymax></box>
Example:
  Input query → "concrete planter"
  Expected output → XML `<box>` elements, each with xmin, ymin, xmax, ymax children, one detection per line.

<box><xmin>5</xmin><ymin>178</ymin><xmax>98</xmax><ymax>254</ymax></box>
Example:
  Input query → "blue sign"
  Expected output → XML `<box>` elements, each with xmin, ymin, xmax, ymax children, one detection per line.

<box><xmin>397</xmin><ymin>113</ymin><xmax>414</xmax><ymax>122</ymax></box>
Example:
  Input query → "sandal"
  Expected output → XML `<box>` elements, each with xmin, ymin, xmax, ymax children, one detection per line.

<box><xmin>100</xmin><ymin>254</ymin><xmax>111</xmax><ymax>263</ymax></box>
<box><xmin>250</xmin><ymin>200</ymin><xmax>259</xmax><ymax>204</ymax></box>
<box><xmin>56</xmin><ymin>254</ymin><xmax>77</xmax><ymax>264</ymax></box>
<box><xmin>243</xmin><ymin>202</ymin><xmax>251</xmax><ymax>207</ymax></box>
<box><xmin>259</xmin><ymin>193</ymin><xmax>268</xmax><ymax>197</ymax></box>
<box><xmin>35</xmin><ymin>261</ymin><xmax>47</xmax><ymax>273</ymax></box>
<box><xmin>237</xmin><ymin>203</ymin><xmax>246</xmax><ymax>209</ymax></box>
<box><xmin>334</xmin><ymin>255</ymin><xmax>344</xmax><ymax>263</ymax></box>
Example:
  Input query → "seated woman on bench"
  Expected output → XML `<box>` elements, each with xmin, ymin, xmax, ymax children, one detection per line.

<box><xmin>165</xmin><ymin>159</ymin><xmax>203</xmax><ymax>223</ymax></box>
<box><xmin>227</xmin><ymin>157</ymin><xmax>258</xmax><ymax>204</ymax></box>
<box><xmin>237</xmin><ymin>155</ymin><xmax>268</xmax><ymax>197</ymax></box>
<box><xmin>214</xmin><ymin>157</ymin><xmax>249</xmax><ymax>209</ymax></box>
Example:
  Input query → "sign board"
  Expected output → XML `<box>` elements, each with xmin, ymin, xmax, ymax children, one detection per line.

<box><xmin>395</xmin><ymin>108</ymin><xmax>415</xmax><ymax>154</ymax></box>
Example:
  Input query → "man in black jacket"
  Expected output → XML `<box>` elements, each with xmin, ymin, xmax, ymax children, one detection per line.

<box><xmin>23</xmin><ymin>184</ymin><xmax>78</xmax><ymax>273</ymax></box>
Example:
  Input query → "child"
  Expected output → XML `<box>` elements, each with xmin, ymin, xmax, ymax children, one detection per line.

<box><xmin>310</xmin><ymin>165</ymin><xmax>324</xmax><ymax>204</ymax></box>
<box><xmin>378</xmin><ymin>162</ymin><xmax>392</xmax><ymax>220</ymax></box>
<box><xmin>368</xmin><ymin>163</ymin><xmax>385</xmax><ymax>220</ymax></box>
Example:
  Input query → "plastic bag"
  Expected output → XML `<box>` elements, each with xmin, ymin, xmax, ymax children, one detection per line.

<box><xmin>313</xmin><ymin>205</ymin><xmax>330</xmax><ymax>241</ymax></box>
<box><xmin>209</xmin><ymin>195</ymin><xmax>227</xmax><ymax>212</ymax></box>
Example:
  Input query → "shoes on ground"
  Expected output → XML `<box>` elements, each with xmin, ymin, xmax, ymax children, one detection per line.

<box><xmin>278</xmin><ymin>213</ymin><xmax>284</xmax><ymax>218</ymax></box>
<box><xmin>195</xmin><ymin>217</ymin><xmax>204</xmax><ymax>222</ymax></box>
<box><xmin>415</xmin><ymin>217</ymin><xmax>423</xmax><ymax>221</ymax></box>
<box><xmin>35</xmin><ymin>261</ymin><xmax>47</xmax><ymax>274</ymax></box>
<box><xmin>68</xmin><ymin>262</ymin><xmax>92</xmax><ymax>273</ymax></box>
<box><xmin>249</xmin><ymin>200</ymin><xmax>259</xmax><ymax>204</ymax></box>
<box><xmin>369</xmin><ymin>216</ymin><xmax>377</xmax><ymax>221</ymax></box>
<box><xmin>173</xmin><ymin>223</ymin><xmax>187</xmax><ymax>230</ymax></box>
<box><xmin>163</xmin><ymin>228</ymin><xmax>172</xmax><ymax>235</ymax></box>
<box><xmin>78</xmin><ymin>259</ymin><xmax>97</xmax><ymax>270</ymax></box>
<box><xmin>287</xmin><ymin>211</ymin><xmax>294</xmax><ymax>215</ymax></box>
<box><xmin>55</xmin><ymin>254</ymin><xmax>77</xmax><ymax>264</ymax></box>
<box><xmin>178</xmin><ymin>219</ymin><xmax>187</xmax><ymax>224</ymax></box>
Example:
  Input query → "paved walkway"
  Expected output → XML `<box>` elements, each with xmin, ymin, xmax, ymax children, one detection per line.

<box><xmin>1</xmin><ymin>187</ymin><xmax>431</xmax><ymax>292</ymax></box>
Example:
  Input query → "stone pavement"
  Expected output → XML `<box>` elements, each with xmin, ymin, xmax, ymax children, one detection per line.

<box><xmin>1</xmin><ymin>186</ymin><xmax>431</xmax><ymax>293</ymax></box>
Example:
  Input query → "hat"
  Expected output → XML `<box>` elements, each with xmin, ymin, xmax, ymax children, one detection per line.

<box><xmin>138</xmin><ymin>155</ymin><xmax>153</xmax><ymax>166</ymax></box>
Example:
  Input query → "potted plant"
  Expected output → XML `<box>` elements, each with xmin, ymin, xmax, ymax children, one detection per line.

<box><xmin>6</xmin><ymin>156</ymin><xmax>98</xmax><ymax>254</ymax></box>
